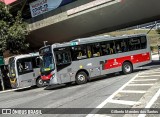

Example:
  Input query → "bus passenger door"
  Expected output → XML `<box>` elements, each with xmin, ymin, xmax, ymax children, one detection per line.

<box><xmin>32</xmin><ymin>57</ymin><xmax>41</xmax><ymax>85</ymax></box>
<box><xmin>17</xmin><ymin>58</ymin><xmax>34</xmax><ymax>88</ymax></box>
<box><xmin>55</xmin><ymin>49</ymin><xmax>72</xmax><ymax>84</ymax></box>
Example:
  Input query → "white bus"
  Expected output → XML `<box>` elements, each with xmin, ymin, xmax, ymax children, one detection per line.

<box><xmin>39</xmin><ymin>34</ymin><xmax>151</xmax><ymax>85</ymax></box>
<box><xmin>8</xmin><ymin>53</ymin><xmax>44</xmax><ymax>89</ymax></box>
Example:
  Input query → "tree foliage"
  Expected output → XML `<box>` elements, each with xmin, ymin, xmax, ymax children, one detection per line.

<box><xmin>0</xmin><ymin>2</ymin><xmax>29</xmax><ymax>54</ymax></box>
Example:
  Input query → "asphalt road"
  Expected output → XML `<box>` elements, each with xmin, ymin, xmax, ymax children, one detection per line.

<box><xmin>0</xmin><ymin>60</ymin><xmax>160</xmax><ymax>117</ymax></box>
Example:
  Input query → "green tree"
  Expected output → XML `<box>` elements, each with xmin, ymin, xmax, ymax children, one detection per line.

<box><xmin>0</xmin><ymin>2</ymin><xmax>29</xmax><ymax>54</ymax></box>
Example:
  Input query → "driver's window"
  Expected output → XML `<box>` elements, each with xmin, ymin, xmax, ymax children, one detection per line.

<box><xmin>56</xmin><ymin>51</ymin><xmax>71</xmax><ymax>65</ymax></box>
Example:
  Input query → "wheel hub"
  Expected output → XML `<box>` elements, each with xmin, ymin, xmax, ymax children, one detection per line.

<box><xmin>78</xmin><ymin>75</ymin><xmax>85</xmax><ymax>81</ymax></box>
<box><xmin>124</xmin><ymin>64</ymin><xmax>131</xmax><ymax>72</ymax></box>
<box><xmin>38</xmin><ymin>79</ymin><xmax>43</xmax><ymax>85</ymax></box>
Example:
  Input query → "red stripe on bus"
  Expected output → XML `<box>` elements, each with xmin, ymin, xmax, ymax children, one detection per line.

<box><xmin>104</xmin><ymin>52</ymin><xmax>150</xmax><ymax>69</ymax></box>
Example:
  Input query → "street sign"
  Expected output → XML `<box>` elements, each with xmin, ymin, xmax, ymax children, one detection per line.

<box><xmin>0</xmin><ymin>56</ymin><xmax>4</xmax><ymax>66</ymax></box>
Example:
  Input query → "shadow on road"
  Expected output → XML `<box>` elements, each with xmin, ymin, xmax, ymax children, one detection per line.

<box><xmin>14</xmin><ymin>86</ymin><xmax>39</xmax><ymax>92</ymax></box>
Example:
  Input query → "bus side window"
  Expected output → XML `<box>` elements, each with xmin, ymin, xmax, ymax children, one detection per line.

<box><xmin>107</xmin><ymin>41</ymin><xmax>115</xmax><ymax>54</ymax></box>
<box><xmin>101</xmin><ymin>42</ymin><xmax>107</xmax><ymax>55</ymax></box>
<box><xmin>87</xmin><ymin>45</ymin><xmax>92</xmax><ymax>58</ymax></box>
<box><xmin>129</xmin><ymin>38</ymin><xmax>141</xmax><ymax>51</ymax></box>
<box><xmin>24</xmin><ymin>62</ymin><xmax>33</xmax><ymax>71</ymax></box>
<box><xmin>17</xmin><ymin>58</ymin><xmax>33</xmax><ymax>75</ymax></box>
<box><xmin>17</xmin><ymin>61</ymin><xmax>23</xmax><ymax>73</ymax></box>
<box><xmin>92</xmin><ymin>43</ymin><xmax>102</xmax><ymax>57</ymax></box>
<box><xmin>71</xmin><ymin>45</ymin><xmax>87</xmax><ymax>60</ymax></box>
<box><xmin>56</xmin><ymin>53</ymin><xmax>63</xmax><ymax>64</ymax></box>
<box><xmin>141</xmin><ymin>36</ymin><xmax>147</xmax><ymax>49</ymax></box>
<box><xmin>32</xmin><ymin>57</ymin><xmax>40</xmax><ymax>68</ymax></box>
<box><xmin>121</xmin><ymin>39</ymin><xmax>129</xmax><ymax>52</ymax></box>
<box><xmin>56</xmin><ymin>51</ymin><xmax>71</xmax><ymax>65</ymax></box>
<box><xmin>101</xmin><ymin>42</ymin><xmax>113</xmax><ymax>55</ymax></box>
<box><xmin>115</xmin><ymin>40</ymin><xmax>122</xmax><ymax>53</ymax></box>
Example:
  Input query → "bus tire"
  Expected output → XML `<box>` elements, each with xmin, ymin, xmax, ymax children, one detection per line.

<box><xmin>75</xmin><ymin>72</ymin><xmax>88</xmax><ymax>85</ymax></box>
<box><xmin>36</xmin><ymin>77</ymin><xmax>44</xmax><ymax>88</ymax></box>
<box><xmin>122</xmin><ymin>62</ymin><xmax>133</xmax><ymax>74</ymax></box>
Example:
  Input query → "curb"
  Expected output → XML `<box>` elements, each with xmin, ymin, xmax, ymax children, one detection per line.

<box><xmin>0</xmin><ymin>86</ymin><xmax>31</xmax><ymax>94</ymax></box>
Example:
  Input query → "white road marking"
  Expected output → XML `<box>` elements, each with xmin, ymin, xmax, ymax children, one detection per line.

<box><xmin>108</xmin><ymin>99</ymin><xmax>140</xmax><ymax>106</ymax></box>
<box><xmin>141</xmin><ymin>72</ymin><xmax>160</xmax><ymax>75</ymax></box>
<box><xmin>119</xmin><ymin>90</ymin><xmax>146</xmax><ymax>94</ymax></box>
<box><xmin>133</xmin><ymin>79</ymin><xmax>158</xmax><ymax>81</ymax></box>
<box><xmin>128</xmin><ymin>84</ymin><xmax>154</xmax><ymax>86</ymax></box>
<box><xmin>86</xmin><ymin>74</ymin><xmax>139</xmax><ymax>117</ymax></box>
<box><xmin>93</xmin><ymin>114</ymin><xmax>111</xmax><ymax>117</ymax></box>
<box><xmin>138</xmin><ymin>75</ymin><xmax>160</xmax><ymax>77</ymax></box>
<box><xmin>148</xmin><ymin>70</ymin><xmax>160</xmax><ymax>72</ymax></box>
<box><xmin>138</xmin><ymin>88</ymin><xmax>160</xmax><ymax>117</ymax></box>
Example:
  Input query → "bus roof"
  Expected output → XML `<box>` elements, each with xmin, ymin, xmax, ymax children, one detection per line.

<box><xmin>40</xmin><ymin>33</ymin><xmax>147</xmax><ymax>50</ymax></box>
<box><xmin>10</xmin><ymin>53</ymin><xmax>39</xmax><ymax>60</ymax></box>
<box><xmin>59</xmin><ymin>33</ymin><xmax>146</xmax><ymax>48</ymax></box>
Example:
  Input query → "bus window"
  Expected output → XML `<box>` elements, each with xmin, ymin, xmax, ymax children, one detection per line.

<box><xmin>17</xmin><ymin>58</ymin><xmax>33</xmax><ymax>75</ymax></box>
<box><xmin>115</xmin><ymin>40</ymin><xmax>123</xmax><ymax>53</ymax></box>
<box><xmin>92</xmin><ymin>43</ymin><xmax>102</xmax><ymax>57</ymax></box>
<box><xmin>115</xmin><ymin>39</ymin><xmax>129</xmax><ymax>53</ymax></box>
<box><xmin>129</xmin><ymin>37</ymin><xmax>141</xmax><ymax>51</ymax></box>
<box><xmin>101</xmin><ymin>42</ymin><xmax>112</xmax><ymax>55</ymax></box>
<box><xmin>105</xmin><ymin>41</ymin><xmax>116</xmax><ymax>55</ymax></box>
<box><xmin>32</xmin><ymin>57</ymin><xmax>40</xmax><ymax>68</ymax></box>
<box><xmin>87</xmin><ymin>45</ymin><xmax>92</xmax><ymax>58</ymax></box>
<box><xmin>71</xmin><ymin>45</ymin><xmax>87</xmax><ymax>60</ymax></box>
<box><xmin>24</xmin><ymin>62</ymin><xmax>32</xmax><ymax>71</ymax></box>
<box><xmin>101</xmin><ymin>42</ymin><xmax>107</xmax><ymax>56</ymax></box>
<box><xmin>56</xmin><ymin>51</ymin><xmax>71</xmax><ymax>65</ymax></box>
<box><xmin>121</xmin><ymin>40</ymin><xmax>128</xmax><ymax>52</ymax></box>
<box><xmin>140</xmin><ymin>36</ymin><xmax>147</xmax><ymax>49</ymax></box>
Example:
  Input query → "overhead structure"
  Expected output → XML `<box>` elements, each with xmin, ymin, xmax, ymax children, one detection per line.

<box><xmin>2</xmin><ymin>0</ymin><xmax>160</xmax><ymax>48</ymax></box>
<box><xmin>27</xmin><ymin>0</ymin><xmax>160</xmax><ymax>48</ymax></box>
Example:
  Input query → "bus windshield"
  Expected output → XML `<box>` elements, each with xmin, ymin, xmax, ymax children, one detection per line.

<box><xmin>41</xmin><ymin>53</ymin><xmax>55</xmax><ymax>72</ymax></box>
<box><xmin>8</xmin><ymin>58</ymin><xmax>16</xmax><ymax>78</ymax></box>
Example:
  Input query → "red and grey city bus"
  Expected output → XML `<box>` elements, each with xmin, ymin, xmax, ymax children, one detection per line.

<box><xmin>39</xmin><ymin>34</ymin><xmax>151</xmax><ymax>85</ymax></box>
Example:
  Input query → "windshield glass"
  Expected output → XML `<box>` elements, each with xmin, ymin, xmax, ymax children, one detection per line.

<box><xmin>8</xmin><ymin>57</ymin><xmax>16</xmax><ymax>78</ymax></box>
<box><xmin>41</xmin><ymin>53</ymin><xmax>55</xmax><ymax>72</ymax></box>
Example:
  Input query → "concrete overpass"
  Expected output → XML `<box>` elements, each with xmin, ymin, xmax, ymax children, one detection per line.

<box><xmin>27</xmin><ymin>0</ymin><xmax>160</xmax><ymax>48</ymax></box>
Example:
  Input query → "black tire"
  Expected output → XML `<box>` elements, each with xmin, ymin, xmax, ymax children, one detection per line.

<box><xmin>122</xmin><ymin>62</ymin><xmax>133</xmax><ymax>74</ymax></box>
<box><xmin>36</xmin><ymin>77</ymin><xmax>44</xmax><ymax>88</ymax></box>
<box><xmin>75</xmin><ymin>72</ymin><xmax>88</xmax><ymax>85</ymax></box>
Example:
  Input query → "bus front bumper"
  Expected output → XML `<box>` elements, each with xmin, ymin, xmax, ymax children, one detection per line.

<box><xmin>41</xmin><ymin>74</ymin><xmax>59</xmax><ymax>85</ymax></box>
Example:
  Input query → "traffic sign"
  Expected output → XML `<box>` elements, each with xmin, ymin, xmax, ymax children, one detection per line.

<box><xmin>0</xmin><ymin>56</ymin><xmax>4</xmax><ymax>66</ymax></box>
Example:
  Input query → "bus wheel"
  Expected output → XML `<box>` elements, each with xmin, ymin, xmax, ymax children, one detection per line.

<box><xmin>36</xmin><ymin>77</ymin><xmax>44</xmax><ymax>88</ymax></box>
<box><xmin>76</xmin><ymin>72</ymin><xmax>88</xmax><ymax>85</ymax></box>
<box><xmin>122</xmin><ymin>62</ymin><xmax>133</xmax><ymax>74</ymax></box>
